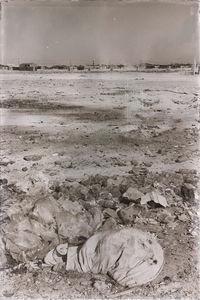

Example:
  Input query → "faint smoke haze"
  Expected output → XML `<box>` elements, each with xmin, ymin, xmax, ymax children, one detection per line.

<box><xmin>1</xmin><ymin>0</ymin><xmax>199</xmax><ymax>65</ymax></box>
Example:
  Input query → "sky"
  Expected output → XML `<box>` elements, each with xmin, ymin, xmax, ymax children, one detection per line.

<box><xmin>1</xmin><ymin>0</ymin><xmax>199</xmax><ymax>65</ymax></box>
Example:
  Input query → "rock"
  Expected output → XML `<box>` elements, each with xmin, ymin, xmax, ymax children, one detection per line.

<box><xmin>3</xmin><ymin>291</ymin><xmax>14</xmax><ymax>298</ymax></box>
<box><xmin>141</xmin><ymin>191</ymin><xmax>168</xmax><ymax>208</ymax></box>
<box><xmin>55</xmin><ymin>202</ymin><xmax>102</xmax><ymax>244</ymax></box>
<box><xmin>89</xmin><ymin>184</ymin><xmax>101</xmax><ymax>199</ymax></box>
<box><xmin>103</xmin><ymin>208</ymin><xmax>118</xmax><ymax>219</ymax></box>
<box><xmin>56</xmin><ymin>211</ymin><xmax>92</xmax><ymax>243</ymax></box>
<box><xmin>178</xmin><ymin>214</ymin><xmax>188</xmax><ymax>222</ymax></box>
<box><xmin>0</xmin><ymin>162</ymin><xmax>9</xmax><ymax>166</ymax></box>
<box><xmin>0</xmin><ymin>178</ymin><xmax>8</xmax><ymax>185</ymax></box>
<box><xmin>54</xmin><ymin>160</ymin><xmax>72</xmax><ymax>168</ymax></box>
<box><xmin>22</xmin><ymin>167</ymin><xmax>28</xmax><ymax>172</ymax></box>
<box><xmin>98</xmin><ymin>199</ymin><xmax>117</xmax><ymax>209</ymax></box>
<box><xmin>175</xmin><ymin>155</ymin><xmax>188</xmax><ymax>163</ymax></box>
<box><xmin>5</xmin><ymin>216</ymin><xmax>59</xmax><ymax>262</ymax></box>
<box><xmin>122</xmin><ymin>187</ymin><xmax>144</xmax><ymax>203</ymax></box>
<box><xmin>24</xmin><ymin>155</ymin><xmax>42</xmax><ymax>161</ymax></box>
<box><xmin>143</xmin><ymin>161</ymin><xmax>153</xmax><ymax>167</ymax></box>
<box><xmin>130</xmin><ymin>159</ymin><xmax>138</xmax><ymax>166</ymax></box>
<box><xmin>181</xmin><ymin>183</ymin><xmax>195</xmax><ymax>201</ymax></box>
<box><xmin>118</xmin><ymin>205</ymin><xmax>141</xmax><ymax>224</ymax></box>
<box><xmin>156</xmin><ymin>211</ymin><xmax>174</xmax><ymax>224</ymax></box>
<box><xmin>32</xmin><ymin>197</ymin><xmax>60</xmax><ymax>224</ymax></box>
<box><xmin>99</xmin><ymin>191</ymin><xmax>112</xmax><ymax>200</ymax></box>
<box><xmin>82</xmin><ymin>174</ymin><xmax>108</xmax><ymax>187</ymax></box>
<box><xmin>118</xmin><ymin>177</ymin><xmax>135</xmax><ymax>194</ymax></box>
<box><xmin>101</xmin><ymin>218</ymin><xmax>118</xmax><ymax>231</ymax></box>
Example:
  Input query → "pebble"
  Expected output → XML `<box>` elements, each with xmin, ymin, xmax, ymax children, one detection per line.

<box><xmin>143</xmin><ymin>161</ymin><xmax>153</xmax><ymax>167</ymax></box>
<box><xmin>181</xmin><ymin>183</ymin><xmax>195</xmax><ymax>202</ymax></box>
<box><xmin>0</xmin><ymin>178</ymin><xmax>8</xmax><ymax>185</ymax></box>
<box><xmin>178</xmin><ymin>214</ymin><xmax>188</xmax><ymax>222</ymax></box>
<box><xmin>24</xmin><ymin>155</ymin><xmax>42</xmax><ymax>161</ymax></box>
<box><xmin>130</xmin><ymin>159</ymin><xmax>138</xmax><ymax>166</ymax></box>
<box><xmin>22</xmin><ymin>167</ymin><xmax>28</xmax><ymax>172</ymax></box>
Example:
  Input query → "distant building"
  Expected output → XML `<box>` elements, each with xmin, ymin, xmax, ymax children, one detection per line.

<box><xmin>19</xmin><ymin>63</ymin><xmax>37</xmax><ymax>71</ymax></box>
<box><xmin>0</xmin><ymin>64</ymin><xmax>9</xmax><ymax>70</ymax></box>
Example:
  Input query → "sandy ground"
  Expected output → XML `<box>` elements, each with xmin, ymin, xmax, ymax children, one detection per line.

<box><xmin>0</xmin><ymin>71</ymin><xmax>200</xmax><ymax>299</ymax></box>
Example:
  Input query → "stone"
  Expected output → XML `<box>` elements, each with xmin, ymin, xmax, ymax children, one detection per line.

<box><xmin>141</xmin><ymin>191</ymin><xmax>168</xmax><ymax>208</ymax></box>
<box><xmin>130</xmin><ymin>159</ymin><xmax>138</xmax><ymax>166</ymax></box>
<box><xmin>99</xmin><ymin>191</ymin><xmax>112</xmax><ymax>200</ymax></box>
<box><xmin>122</xmin><ymin>187</ymin><xmax>144</xmax><ymax>203</ymax></box>
<box><xmin>54</xmin><ymin>160</ymin><xmax>72</xmax><ymax>169</ymax></box>
<box><xmin>55</xmin><ymin>203</ymin><xmax>102</xmax><ymax>244</ymax></box>
<box><xmin>22</xmin><ymin>167</ymin><xmax>28</xmax><ymax>172</ymax></box>
<box><xmin>175</xmin><ymin>155</ymin><xmax>188</xmax><ymax>163</ymax></box>
<box><xmin>24</xmin><ymin>155</ymin><xmax>42</xmax><ymax>161</ymax></box>
<box><xmin>103</xmin><ymin>208</ymin><xmax>118</xmax><ymax>219</ymax></box>
<box><xmin>181</xmin><ymin>183</ymin><xmax>195</xmax><ymax>202</ymax></box>
<box><xmin>118</xmin><ymin>205</ymin><xmax>140</xmax><ymax>224</ymax></box>
<box><xmin>32</xmin><ymin>197</ymin><xmax>60</xmax><ymax>224</ymax></box>
<box><xmin>178</xmin><ymin>214</ymin><xmax>188</xmax><ymax>222</ymax></box>
<box><xmin>101</xmin><ymin>218</ymin><xmax>118</xmax><ymax>231</ymax></box>
<box><xmin>143</xmin><ymin>161</ymin><xmax>153</xmax><ymax>167</ymax></box>
<box><xmin>0</xmin><ymin>162</ymin><xmax>9</xmax><ymax>166</ymax></box>
<box><xmin>5</xmin><ymin>216</ymin><xmax>59</xmax><ymax>262</ymax></box>
<box><xmin>56</xmin><ymin>211</ymin><xmax>93</xmax><ymax>243</ymax></box>
<box><xmin>98</xmin><ymin>199</ymin><xmax>117</xmax><ymax>209</ymax></box>
<box><xmin>0</xmin><ymin>178</ymin><xmax>8</xmax><ymax>185</ymax></box>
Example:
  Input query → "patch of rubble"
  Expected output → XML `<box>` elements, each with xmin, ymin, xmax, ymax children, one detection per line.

<box><xmin>0</xmin><ymin>168</ymin><xmax>199</xmax><ymax>268</ymax></box>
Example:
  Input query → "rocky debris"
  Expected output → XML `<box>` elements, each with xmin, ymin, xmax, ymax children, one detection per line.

<box><xmin>181</xmin><ymin>183</ymin><xmax>195</xmax><ymax>202</ymax></box>
<box><xmin>23</xmin><ymin>155</ymin><xmax>42</xmax><ymax>161</ymax></box>
<box><xmin>122</xmin><ymin>187</ymin><xmax>144</xmax><ymax>203</ymax></box>
<box><xmin>4</xmin><ymin>215</ymin><xmax>59</xmax><ymax>262</ymax></box>
<box><xmin>141</xmin><ymin>190</ymin><xmax>168</xmax><ymax>207</ymax></box>
<box><xmin>2</xmin><ymin>167</ymin><xmax>198</xmax><ymax>277</ymax></box>
<box><xmin>4</xmin><ymin>191</ymin><xmax>103</xmax><ymax>262</ymax></box>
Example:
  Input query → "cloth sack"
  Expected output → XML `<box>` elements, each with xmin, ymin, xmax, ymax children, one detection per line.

<box><xmin>45</xmin><ymin>228</ymin><xmax>164</xmax><ymax>287</ymax></box>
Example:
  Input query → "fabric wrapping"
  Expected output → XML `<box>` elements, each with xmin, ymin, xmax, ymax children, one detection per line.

<box><xmin>65</xmin><ymin>228</ymin><xmax>164</xmax><ymax>287</ymax></box>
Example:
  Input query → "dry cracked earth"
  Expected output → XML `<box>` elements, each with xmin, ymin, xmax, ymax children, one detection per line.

<box><xmin>0</xmin><ymin>71</ymin><xmax>200</xmax><ymax>299</ymax></box>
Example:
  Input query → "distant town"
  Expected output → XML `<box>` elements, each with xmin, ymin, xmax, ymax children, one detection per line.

<box><xmin>0</xmin><ymin>61</ymin><xmax>199</xmax><ymax>74</ymax></box>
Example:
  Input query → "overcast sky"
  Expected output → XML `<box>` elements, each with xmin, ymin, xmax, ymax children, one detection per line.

<box><xmin>1</xmin><ymin>0</ymin><xmax>199</xmax><ymax>65</ymax></box>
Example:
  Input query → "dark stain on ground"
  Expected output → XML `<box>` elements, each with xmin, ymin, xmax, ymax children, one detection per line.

<box><xmin>1</xmin><ymin>98</ymin><xmax>84</xmax><ymax>111</ymax></box>
<box><xmin>68</xmin><ymin>109</ymin><xmax>123</xmax><ymax>122</ymax></box>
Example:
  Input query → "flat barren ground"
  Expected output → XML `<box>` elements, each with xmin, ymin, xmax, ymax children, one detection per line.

<box><xmin>0</xmin><ymin>71</ymin><xmax>199</xmax><ymax>299</ymax></box>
